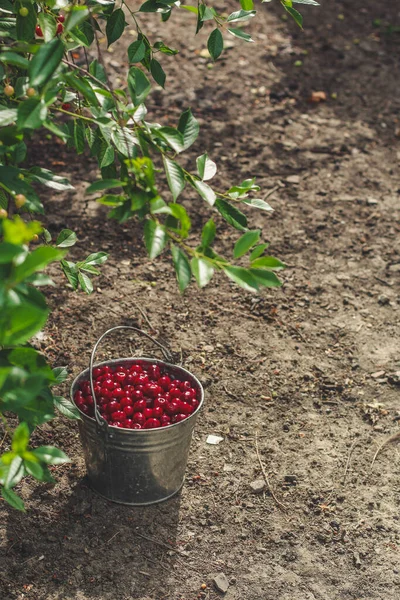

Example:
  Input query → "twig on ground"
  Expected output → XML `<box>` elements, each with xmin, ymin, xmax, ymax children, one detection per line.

<box><xmin>342</xmin><ymin>439</ymin><xmax>359</xmax><ymax>485</ymax></box>
<box><xmin>255</xmin><ymin>432</ymin><xmax>287</xmax><ymax>511</ymax></box>
<box><xmin>133</xmin><ymin>302</ymin><xmax>158</xmax><ymax>334</ymax></box>
<box><xmin>371</xmin><ymin>431</ymin><xmax>400</xmax><ymax>469</ymax></box>
<box><xmin>133</xmin><ymin>530</ymin><xmax>177</xmax><ymax>552</ymax></box>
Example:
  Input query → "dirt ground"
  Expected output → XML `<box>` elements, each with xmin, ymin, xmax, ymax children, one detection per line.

<box><xmin>2</xmin><ymin>1</ymin><xmax>400</xmax><ymax>599</ymax></box>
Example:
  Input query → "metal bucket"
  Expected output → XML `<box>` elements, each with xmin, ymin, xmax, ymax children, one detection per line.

<box><xmin>70</xmin><ymin>326</ymin><xmax>204</xmax><ymax>506</ymax></box>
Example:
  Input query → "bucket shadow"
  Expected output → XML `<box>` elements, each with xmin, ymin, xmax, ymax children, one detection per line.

<box><xmin>3</xmin><ymin>476</ymin><xmax>183</xmax><ymax>599</ymax></box>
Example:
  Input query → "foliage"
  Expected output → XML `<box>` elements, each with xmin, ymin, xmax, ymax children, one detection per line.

<box><xmin>0</xmin><ymin>0</ymin><xmax>317</xmax><ymax>509</ymax></box>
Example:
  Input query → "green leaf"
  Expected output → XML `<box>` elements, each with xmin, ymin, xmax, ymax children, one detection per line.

<box><xmin>78</xmin><ymin>271</ymin><xmax>94</xmax><ymax>294</ymax></box>
<box><xmin>28</xmin><ymin>38</ymin><xmax>64</xmax><ymax>88</ymax></box>
<box><xmin>29</xmin><ymin>167</ymin><xmax>74</xmax><ymax>191</ymax></box>
<box><xmin>249</xmin><ymin>243</ymin><xmax>269</xmax><ymax>261</ymax></box>
<box><xmin>227</xmin><ymin>9</ymin><xmax>256</xmax><ymax>22</ymax></box>
<box><xmin>17</xmin><ymin>98</ymin><xmax>47</xmax><ymax>130</ymax></box>
<box><xmin>156</xmin><ymin>127</ymin><xmax>185</xmax><ymax>153</ymax></box>
<box><xmin>243</xmin><ymin>198</ymin><xmax>274</xmax><ymax>212</ymax></box>
<box><xmin>201</xmin><ymin>219</ymin><xmax>216</xmax><ymax>248</ymax></box>
<box><xmin>33</xmin><ymin>446</ymin><xmax>70</xmax><ymax>465</ymax></box>
<box><xmin>38</xmin><ymin>12</ymin><xmax>57</xmax><ymax>42</ymax></box>
<box><xmin>106</xmin><ymin>8</ymin><xmax>126</xmax><ymax>46</ymax></box>
<box><xmin>249</xmin><ymin>268</ymin><xmax>282</xmax><ymax>287</ymax></box>
<box><xmin>24</xmin><ymin>460</ymin><xmax>44</xmax><ymax>480</ymax></box>
<box><xmin>233</xmin><ymin>230</ymin><xmax>261</xmax><ymax>259</ymax></box>
<box><xmin>64</xmin><ymin>5</ymin><xmax>90</xmax><ymax>32</ymax></box>
<box><xmin>193</xmin><ymin>180</ymin><xmax>216</xmax><ymax>206</ymax></box>
<box><xmin>86</xmin><ymin>179</ymin><xmax>125</xmax><ymax>194</ymax></box>
<box><xmin>1</xmin><ymin>486</ymin><xmax>25</xmax><ymax>511</ymax></box>
<box><xmin>14</xmin><ymin>247</ymin><xmax>66</xmax><ymax>283</ymax></box>
<box><xmin>150</xmin><ymin>58</ymin><xmax>166</xmax><ymax>88</ymax></box>
<box><xmin>64</xmin><ymin>73</ymin><xmax>99</xmax><ymax>107</ymax></box>
<box><xmin>0</xmin><ymin>52</ymin><xmax>29</xmax><ymax>69</ymax></box>
<box><xmin>153</xmin><ymin>41</ymin><xmax>178</xmax><ymax>55</ymax></box>
<box><xmin>56</xmin><ymin>229</ymin><xmax>77</xmax><ymax>248</ymax></box>
<box><xmin>227</xmin><ymin>28</ymin><xmax>254</xmax><ymax>42</ymax></box>
<box><xmin>240</xmin><ymin>0</ymin><xmax>254</xmax><ymax>9</ymax></box>
<box><xmin>128</xmin><ymin>39</ymin><xmax>146</xmax><ymax>63</ymax></box>
<box><xmin>250</xmin><ymin>256</ymin><xmax>286</xmax><ymax>269</ymax></box>
<box><xmin>196</xmin><ymin>154</ymin><xmax>217</xmax><ymax>181</ymax></box>
<box><xmin>163</xmin><ymin>156</ymin><xmax>185</xmax><ymax>200</ymax></box>
<box><xmin>52</xmin><ymin>366</ymin><xmax>68</xmax><ymax>384</ymax></box>
<box><xmin>99</xmin><ymin>143</ymin><xmax>115</xmax><ymax>168</ymax></box>
<box><xmin>0</xmin><ymin>108</ymin><xmax>17</xmax><ymax>126</ymax></box>
<box><xmin>207</xmin><ymin>28</ymin><xmax>223</xmax><ymax>61</ymax></box>
<box><xmin>4</xmin><ymin>456</ymin><xmax>24</xmax><ymax>487</ymax></box>
<box><xmin>16</xmin><ymin>0</ymin><xmax>36</xmax><ymax>41</ymax></box>
<box><xmin>54</xmin><ymin>396</ymin><xmax>81</xmax><ymax>420</ymax></box>
<box><xmin>224</xmin><ymin>266</ymin><xmax>259</xmax><ymax>292</ymax></box>
<box><xmin>283</xmin><ymin>5</ymin><xmax>303</xmax><ymax>27</ymax></box>
<box><xmin>11</xmin><ymin>422</ymin><xmax>29</xmax><ymax>453</ymax></box>
<box><xmin>191</xmin><ymin>257</ymin><xmax>214</xmax><ymax>288</ymax></box>
<box><xmin>61</xmin><ymin>260</ymin><xmax>78</xmax><ymax>289</ymax></box>
<box><xmin>177</xmin><ymin>108</ymin><xmax>199</xmax><ymax>150</ymax></box>
<box><xmin>128</xmin><ymin>67</ymin><xmax>151</xmax><ymax>106</ymax></box>
<box><xmin>82</xmin><ymin>252</ymin><xmax>108</xmax><ymax>266</ymax></box>
<box><xmin>73</xmin><ymin>120</ymin><xmax>85</xmax><ymax>154</ymax></box>
<box><xmin>171</xmin><ymin>244</ymin><xmax>191</xmax><ymax>293</ymax></box>
<box><xmin>168</xmin><ymin>203</ymin><xmax>191</xmax><ymax>237</ymax></box>
<box><xmin>144</xmin><ymin>220</ymin><xmax>166</xmax><ymax>259</ymax></box>
<box><xmin>215</xmin><ymin>199</ymin><xmax>248</xmax><ymax>231</ymax></box>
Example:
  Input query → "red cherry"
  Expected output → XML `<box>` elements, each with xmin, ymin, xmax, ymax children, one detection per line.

<box><xmin>131</xmin><ymin>389</ymin><xmax>143</xmax><ymax>401</ymax></box>
<box><xmin>137</xmin><ymin>373</ymin><xmax>149</xmax><ymax>385</ymax></box>
<box><xmin>85</xmin><ymin>395</ymin><xmax>94</xmax><ymax>406</ymax></box>
<box><xmin>107</xmin><ymin>401</ymin><xmax>121</xmax><ymax>414</ymax></box>
<box><xmin>144</xmin><ymin>418</ymin><xmax>161</xmax><ymax>429</ymax></box>
<box><xmin>124</xmin><ymin>373</ymin><xmax>137</xmax><ymax>385</ymax></box>
<box><xmin>182</xmin><ymin>390</ymin><xmax>195</xmax><ymax>402</ymax></box>
<box><xmin>129</xmin><ymin>363</ymin><xmax>143</xmax><ymax>372</ymax></box>
<box><xmin>111</xmin><ymin>421</ymin><xmax>122</xmax><ymax>427</ymax></box>
<box><xmin>120</xmin><ymin>397</ymin><xmax>132</xmax><ymax>408</ymax></box>
<box><xmin>179</xmin><ymin>402</ymin><xmax>193</xmax><ymax>415</ymax></box>
<box><xmin>124</xmin><ymin>405</ymin><xmax>134</xmax><ymax>417</ymax></box>
<box><xmin>191</xmin><ymin>399</ymin><xmax>200</xmax><ymax>412</ymax></box>
<box><xmin>114</xmin><ymin>371</ymin><xmax>126</xmax><ymax>384</ymax></box>
<box><xmin>56</xmin><ymin>22</ymin><xmax>64</xmax><ymax>34</ymax></box>
<box><xmin>57</xmin><ymin>14</ymin><xmax>65</xmax><ymax>23</ymax></box>
<box><xmin>74</xmin><ymin>390</ymin><xmax>83</xmax><ymax>403</ymax></box>
<box><xmin>174</xmin><ymin>413</ymin><xmax>188</xmax><ymax>423</ymax></box>
<box><xmin>171</xmin><ymin>379</ymin><xmax>181</xmax><ymax>388</ymax></box>
<box><xmin>124</xmin><ymin>418</ymin><xmax>133</xmax><ymax>428</ymax></box>
<box><xmin>163</xmin><ymin>392</ymin><xmax>171</xmax><ymax>402</ymax></box>
<box><xmin>158</xmin><ymin>375</ymin><xmax>171</xmax><ymax>391</ymax></box>
<box><xmin>93</xmin><ymin>368</ymin><xmax>103</xmax><ymax>378</ymax></box>
<box><xmin>170</xmin><ymin>387</ymin><xmax>182</xmax><ymax>399</ymax></box>
<box><xmin>181</xmin><ymin>380</ymin><xmax>192</xmax><ymax>390</ymax></box>
<box><xmin>153</xmin><ymin>407</ymin><xmax>163</xmax><ymax>419</ymax></box>
<box><xmin>165</xmin><ymin>400</ymin><xmax>180</xmax><ymax>416</ymax></box>
<box><xmin>143</xmin><ymin>408</ymin><xmax>153</xmax><ymax>420</ymax></box>
<box><xmin>133</xmin><ymin>412</ymin><xmax>145</xmax><ymax>425</ymax></box>
<box><xmin>147</xmin><ymin>365</ymin><xmax>161</xmax><ymax>381</ymax></box>
<box><xmin>131</xmin><ymin>423</ymin><xmax>142</xmax><ymax>429</ymax></box>
<box><xmin>160</xmin><ymin>414</ymin><xmax>171</xmax><ymax>426</ymax></box>
<box><xmin>111</xmin><ymin>410</ymin><xmax>125</xmax><ymax>421</ymax></box>
<box><xmin>113</xmin><ymin>387</ymin><xmax>124</xmax><ymax>399</ymax></box>
<box><xmin>154</xmin><ymin>397</ymin><xmax>167</xmax><ymax>410</ymax></box>
<box><xmin>35</xmin><ymin>25</ymin><xmax>43</xmax><ymax>37</ymax></box>
<box><xmin>103</xmin><ymin>378</ymin><xmax>114</xmax><ymax>390</ymax></box>
<box><xmin>133</xmin><ymin>399</ymin><xmax>147</xmax><ymax>413</ymax></box>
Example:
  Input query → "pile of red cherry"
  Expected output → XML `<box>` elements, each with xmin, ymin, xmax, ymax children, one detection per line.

<box><xmin>73</xmin><ymin>362</ymin><xmax>200</xmax><ymax>429</ymax></box>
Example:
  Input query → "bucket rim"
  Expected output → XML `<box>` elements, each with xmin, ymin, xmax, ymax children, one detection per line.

<box><xmin>70</xmin><ymin>357</ymin><xmax>204</xmax><ymax>434</ymax></box>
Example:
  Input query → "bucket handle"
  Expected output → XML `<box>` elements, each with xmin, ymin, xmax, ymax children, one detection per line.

<box><xmin>89</xmin><ymin>326</ymin><xmax>174</xmax><ymax>432</ymax></box>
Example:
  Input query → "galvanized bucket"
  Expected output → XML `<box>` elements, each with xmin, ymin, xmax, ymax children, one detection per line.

<box><xmin>70</xmin><ymin>326</ymin><xmax>204</xmax><ymax>505</ymax></box>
